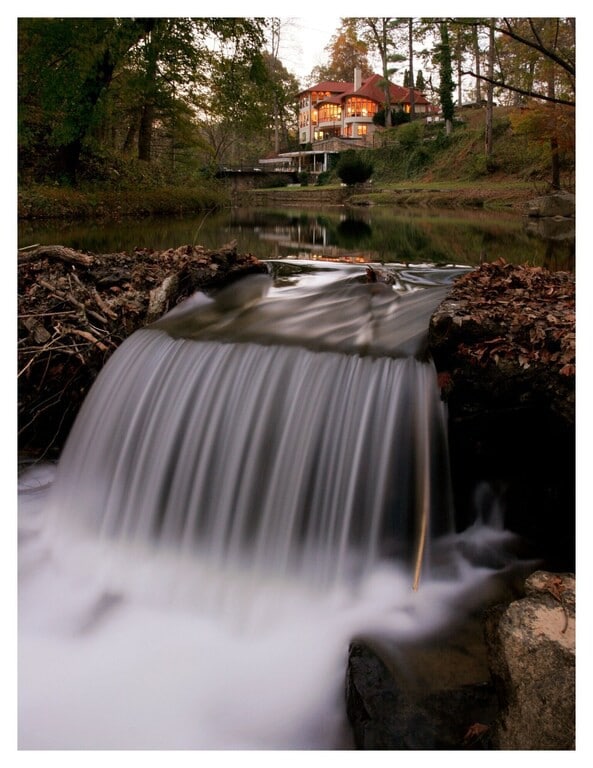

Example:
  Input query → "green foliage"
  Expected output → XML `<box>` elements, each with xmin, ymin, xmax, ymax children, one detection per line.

<box><xmin>18</xmin><ymin>17</ymin><xmax>270</xmax><ymax>184</ymax></box>
<box><xmin>336</xmin><ymin>151</ymin><xmax>374</xmax><ymax>186</ymax></box>
<box><xmin>373</xmin><ymin>108</ymin><xmax>411</xmax><ymax>127</ymax></box>
<box><xmin>315</xmin><ymin>170</ymin><xmax>333</xmax><ymax>186</ymax></box>
<box><xmin>397</xmin><ymin>121</ymin><xmax>424</xmax><ymax>150</ymax></box>
<box><xmin>298</xmin><ymin>172</ymin><xmax>310</xmax><ymax>186</ymax></box>
<box><xmin>435</xmin><ymin>22</ymin><xmax>455</xmax><ymax>124</ymax></box>
<box><xmin>468</xmin><ymin>153</ymin><xmax>498</xmax><ymax>178</ymax></box>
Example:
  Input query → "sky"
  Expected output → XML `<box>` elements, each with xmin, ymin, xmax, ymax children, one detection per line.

<box><xmin>276</xmin><ymin>17</ymin><xmax>341</xmax><ymax>83</ymax></box>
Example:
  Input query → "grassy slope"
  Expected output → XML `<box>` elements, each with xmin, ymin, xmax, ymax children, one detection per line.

<box><xmin>353</xmin><ymin>106</ymin><xmax>574</xmax><ymax>209</ymax></box>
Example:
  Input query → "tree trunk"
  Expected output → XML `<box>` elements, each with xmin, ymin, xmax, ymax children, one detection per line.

<box><xmin>473</xmin><ymin>25</ymin><xmax>482</xmax><ymax>104</ymax></box>
<box><xmin>408</xmin><ymin>19</ymin><xmax>415</xmax><ymax>118</ymax></box>
<box><xmin>123</xmin><ymin>110</ymin><xmax>141</xmax><ymax>154</ymax></box>
<box><xmin>138</xmin><ymin>103</ymin><xmax>154</xmax><ymax>162</ymax></box>
<box><xmin>485</xmin><ymin>20</ymin><xmax>495</xmax><ymax>157</ymax></box>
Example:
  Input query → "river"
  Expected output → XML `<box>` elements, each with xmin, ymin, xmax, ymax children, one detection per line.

<box><xmin>18</xmin><ymin>205</ymin><xmax>574</xmax><ymax>270</ymax></box>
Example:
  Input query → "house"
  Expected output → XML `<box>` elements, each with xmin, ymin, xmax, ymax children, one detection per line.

<box><xmin>298</xmin><ymin>67</ymin><xmax>433</xmax><ymax>146</ymax></box>
<box><xmin>258</xmin><ymin>68</ymin><xmax>435</xmax><ymax>176</ymax></box>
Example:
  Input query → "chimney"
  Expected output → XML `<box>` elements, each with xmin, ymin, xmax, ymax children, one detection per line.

<box><xmin>354</xmin><ymin>67</ymin><xmax>362</xmax><ymax>92</ymax></box>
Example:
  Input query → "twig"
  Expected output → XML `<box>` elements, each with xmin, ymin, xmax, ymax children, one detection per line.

<box><xmin>37</xmin><ymin>278</ymin><xmax>109</xmax><ymax>325</ymax></box>
<box><xmin>64</xmin><ymin>327</ymin><xmax>109</xmax><ymax>352</ymax></box>
<box><xmin>92</xmin><ymin>288</ymin><xmax>118</xmax><ymax>319</ymax></box>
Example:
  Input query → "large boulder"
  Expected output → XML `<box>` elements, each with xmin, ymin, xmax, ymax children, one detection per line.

<box><xmin>345</xmin><ymin>638</ymin><xmax>498</xmax><ymax>749</ymax></box>
<box><xmin>527</xmin><ymin>191</ymin><xmax>575</xmax><ymax>218</ymax></box>
<box><xmin>484</xmin><ymin>570</ymin><xmax>575</xmax><ymax>749</ymax></box>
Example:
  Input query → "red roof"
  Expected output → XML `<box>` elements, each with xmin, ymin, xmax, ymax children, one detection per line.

<box><xmin>353</xmin><ymin>74</ymin><xmax>430</xmax><ymax>106</ymax></box>
<box><xmin>301</xmin><ymin>73</ymin><xmax>430</xmax><ymax>106</ymax></box>
<box><xmin>299</xmin><ymin>81</ymin><xmax>352</xmax><ymax>96</ymax></box>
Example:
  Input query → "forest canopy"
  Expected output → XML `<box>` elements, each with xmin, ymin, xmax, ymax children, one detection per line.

<box><xmin>18</xmin><ymin>17</ymin><xmax>575</xmax><ymax>188</ymax></box>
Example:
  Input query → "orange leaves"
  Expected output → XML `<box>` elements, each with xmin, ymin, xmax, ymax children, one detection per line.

<box><xmin>462</xmin><ymin>722</ymin><xmax>490</xmax><ymax>746</ymax></box>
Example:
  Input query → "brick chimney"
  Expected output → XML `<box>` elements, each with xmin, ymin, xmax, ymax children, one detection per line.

<box><xmin>354</xmin><ymin>67</ymin><xmax>362</xmax><ymax>91</ymax></box>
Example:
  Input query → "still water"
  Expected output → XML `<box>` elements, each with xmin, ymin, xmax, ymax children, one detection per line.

<box><xmin>19</xmin><ymin>205</ymin><xmax>574</xmax><ymax>270</ymax></box>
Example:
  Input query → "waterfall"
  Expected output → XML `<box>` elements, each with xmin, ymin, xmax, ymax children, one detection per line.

<box><xmin>18</xmin><ymin>263</ymin><xmax>520</xmax><ymax>749</ymax></box>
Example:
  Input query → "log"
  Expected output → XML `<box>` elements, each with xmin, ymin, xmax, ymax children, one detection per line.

<box><xmin>18</xmin><ymin>244</ymin><xmax>94</xmax><ymax>267</ymax></box>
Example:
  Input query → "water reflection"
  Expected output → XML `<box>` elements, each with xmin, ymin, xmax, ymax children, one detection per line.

<box><xmin>18</xmin><ymin>205</ymin><xmax>574</xmax><ymax>270</ymax></box>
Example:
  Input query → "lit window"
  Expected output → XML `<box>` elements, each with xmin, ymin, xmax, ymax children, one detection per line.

<box><xmin>344</xmin><ymin>97</ymin><xmax>378</xmax><ymax>118</ymax></box>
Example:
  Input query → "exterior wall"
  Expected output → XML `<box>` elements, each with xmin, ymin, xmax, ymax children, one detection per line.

<box><xmin>298</xmin><ymin>77</ymin><xmax>432</xmax><ymax>146</ymax></box>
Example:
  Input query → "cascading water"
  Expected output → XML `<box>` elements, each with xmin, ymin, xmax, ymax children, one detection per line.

<box><xmin>18</xmin><ymin>261</ymin><xmax>522</xmax><ymax>749</ymax></box>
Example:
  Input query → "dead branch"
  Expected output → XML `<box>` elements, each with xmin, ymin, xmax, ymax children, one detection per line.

<box><xmin>18</xmin><ymin>244</ymin><xmax>94</xmax><ymax>267</ymax></box>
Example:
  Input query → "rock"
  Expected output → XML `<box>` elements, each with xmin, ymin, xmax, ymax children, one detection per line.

<box><xmin>345</xmin><ymin>640</ymin><xmax>498</xmax><ymax>749</ymax></box>
<box><xmin>527</xmin><ymin>191</ymin><xmax>575</xmax><ymax>218</ymax></box>
<box><xmin>484</xmin><ymin>570</ymin><xmax>575</xmax><ymax>750</ymax></box>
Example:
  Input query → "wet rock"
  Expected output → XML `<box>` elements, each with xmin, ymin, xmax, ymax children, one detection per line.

<box><xmin>345</xmin><ymin>640</ymin><xmax>498</xmax><ymax>749</ymax></box>
<box><xmin>484</xmin><ymin>571</ymin><xmax>575</xmax><ymax>750</ymax></box>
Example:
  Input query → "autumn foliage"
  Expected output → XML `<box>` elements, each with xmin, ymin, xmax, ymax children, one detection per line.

<box><xmin>449</xmin><ymin>259</ymin><xmax>575</xmax><ymax>376</ymax></box>
<box><xmin>429</xmin><ymin>258</ymin><xmax>575</xmax><ymax>423</ymax></box>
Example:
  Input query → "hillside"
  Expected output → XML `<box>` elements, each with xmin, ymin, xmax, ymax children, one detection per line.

<box><xmin>370</xmin><ymin>105</ymin><xmax>574</xmax><ymax>188</ymax></box>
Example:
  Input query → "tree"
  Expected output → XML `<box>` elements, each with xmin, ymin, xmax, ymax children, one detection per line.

<box><xmin>407</xmin><ymin>18</ymin><xmax>416</xmax><ymax>118</ymax></box>
<box><xmin>485</xmin><ymin>19</ymin><xmax>495</xmax><ymax>157</ymax></box>
<box><xmin>18</xmin><ymin>18</ymin><xmax>149</xmax><ymax>182</ymax></box>
<box><xmin>357</xmin><ymin>18</ymin><xmax>406</xmax><ymax>126</ymax></box>
<box><xmin>310</xmin><ymin>18</ymin><xmax>373</xmax><ymax>83</ymax></box>
<box><xmin>415</xmin><ymin>70</ymin><xmax>426</xmax><ymax>91</ymax></box>
<box><xmin>18</xmin><ymin>17</ymin><xmax>270</xmax><ymax>183</ymax></box>
<box><xmin>436</xmin><ymin>21</ymin><xmax>455</xmax><ymax>134</ymax></box>
<box><xmin>462</xmin><ymin>17</ymin><xmax>575</xmax><ymax>107</ymax></box>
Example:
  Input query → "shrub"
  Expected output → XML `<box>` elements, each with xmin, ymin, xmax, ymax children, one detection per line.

<box><xmin>336</xmin><ymin>151</ymin><xmax>374</xmax><ymax>186</ymax></box>
<box><xmin>397</xmin><ymin>121</ymin><xmax>424</xmax><ymax>150</ymax></box>
<box><xmin>315</xmin><ymin>170</ymin><xmax>332</xmax><ymax>186</ymax></box>
<box><xmin>469</xmin><ymin>152</ymin><xmax>498</xmax><ymax>178</ymax></box>
<box><xmin>265</xmin><ymin>174</ymin><xmax>289</xmax><ymax>188</ymax></box>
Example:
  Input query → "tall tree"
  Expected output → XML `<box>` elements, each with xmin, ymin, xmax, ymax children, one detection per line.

<box><xmin>436</xmin><ymin>21</ymin><xmax>455</xmax><ymax>135</ymax></box>
<box><xmin>462</xmin><ymin>17</ymin><xmax>575</xmax><ymax>107</ymax></box>
<box><xmin>408</xmin><ymin>18</ymin><xmax>416</xmax><ymax>117</ymax></box>
<box><xmin>357</xmin><ymin>18</ymin><xmax>406</xmax><ymax>126</ymax></box>
<box><xmin>485</xmin><ymin>19</ymin><xmax>495</xmax><ymax>157</ymax></box>
<box><xmin>310</xmin><ymin>18</ymin><xmax>373</xmax><ymax>83</ymax></box>
<box><xmin>18</xmin><ymin>18</ymin><xmax>149</xmax><ymax>182</ymax></box>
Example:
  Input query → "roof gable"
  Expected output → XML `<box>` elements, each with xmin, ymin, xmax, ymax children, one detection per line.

<box><xmin>299</xmin><ymin>81</ymin><xmax>353</xmax><ymax>96</ymax></box>
<box><xmin>300</xmin><ymin>73</ymin><xmax>431</xmax><ymax>106</ymax></box>
<box><xmin>350</xmin><ymin>74</ymin><xmax>430</xmax><ymax>105</ymax></box>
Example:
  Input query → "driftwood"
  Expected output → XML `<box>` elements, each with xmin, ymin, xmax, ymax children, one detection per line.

<box><xmin>18</xmin><ymin>244</ymin><xmax>95</xmax><ymax>267</ymax></box>
<box><xmin>18</xmin><ymin>241</ymin><xmax>268</xmax><ymax>458</ymax></box>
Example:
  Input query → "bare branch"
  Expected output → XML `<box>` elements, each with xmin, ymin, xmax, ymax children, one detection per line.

<box><xmin>499</xmin><ymin>18</ymin><xmax>575</xmax><ymax>77</ymax></box>
<box><xmin>462</xmin><ymin>70</ymin><xmax>575</xmax><ymax>107</ymax></box>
